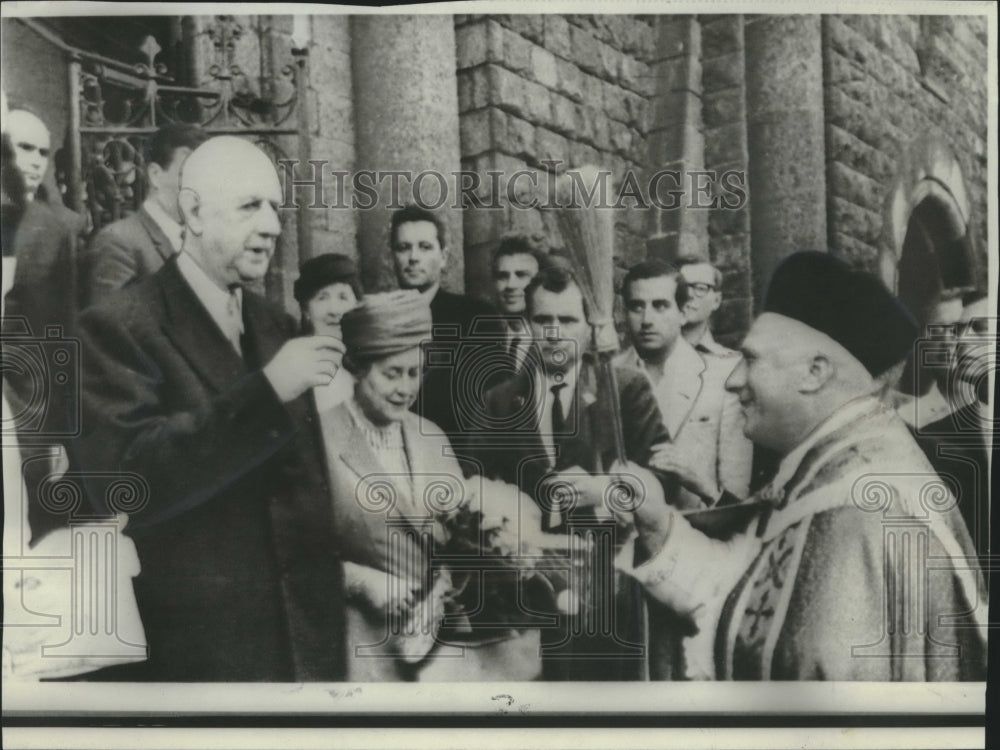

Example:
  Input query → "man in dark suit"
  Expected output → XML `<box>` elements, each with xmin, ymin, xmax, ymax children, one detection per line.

<box><xmin>913</xmin><ymin>291</ymin><xmax>993</xmax><ymax>562</ymax></box>
<box><xmin>7</xmin><ymin>107</ymin><xmax>88</xmax><ymax>243</ymax></box>
<box><xmin>465</xmin><ymin>264</ymin><xmax>671</xmax><ymax>680</ymax></box>
<box><xmin>2</xmin><ymin>115</ymin><xmax>83</xmax><ymax>546</ymax></box>
<box><xmin>76</xmin><ymin>136</ymin><xmax>347</xmax><ymax>681</ymax></box>
<box><xmin>388</xmin><ymin>204</ymin><xmax>497</xmax><ymax>335</ymax></box>
<box><xmin>85</xmin><ymin>123</ymin><xmax>208</xmax><ymax>306</ymax></box>
<box><xmin>388</xmin><ymin>204</ymin><xmax>503</xmax><ymax>445</ymax></box>
<box><xmin>490</xmin><ymin>232</ymin><xmax>551</xmax><ymax>374</ymax></box>
<box><xmin>5</xmin><ymin>108</ymin><xmax>85</xmax><ymax>317</ymax></box>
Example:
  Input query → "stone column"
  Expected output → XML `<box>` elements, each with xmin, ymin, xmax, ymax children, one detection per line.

<box><xmin>352</xmin><ymin>16</ymin><xmax>464</xmax><ymax>292</ymax></box>
<box><xmin>645</xmin><ymin>15</ymin><xmax>705</xmax><ymax>263</ymax></box>
<box><xmin>744</xmin><ymin>15</ymin><xmax>827</xmax><ymax>306</ymax></box>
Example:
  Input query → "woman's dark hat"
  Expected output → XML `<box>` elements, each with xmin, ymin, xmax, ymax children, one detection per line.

<box><xmin>293</xmin><ymin>253</ymin><xmax>362</xmax><ymax>305</ymax></box>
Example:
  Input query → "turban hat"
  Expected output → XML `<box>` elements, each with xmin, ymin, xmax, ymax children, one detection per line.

<box><xmin>763</xmin><ymin>251</ymin><xmax>919</xmax><ymax>377</ymax></box>
<box><xmin>341</xmin><ymin>290</ymin><xmax>433</xmax><ymax>362</ymax></box>
<box><xmin>293</xmin><ymin>253</ymin><xmax>362</xmax><ymax>305</ymax></box>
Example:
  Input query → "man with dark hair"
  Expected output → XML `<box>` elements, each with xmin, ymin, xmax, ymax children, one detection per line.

<box><xmin>389</xmin><ymin>204</ymin><xmax>502</xmax><ymax>443</ymax></box>
<box><xmin>86</xmin><ymin>122</ymin><xmax>208</xmax><ymax>304</ymax></box>
<box><xmin>389</xmin><ymin>204</ymin><xmax>497</xmax><ymax>335</ymax></box>
<box><xmin>491</xmin><ymin>232</ymin><xmax>550</xmax><ymax>372</ymax></box>
<box><xmin>617</xmin><ymin>259</ymin><xmax>752</xmax><ymax>512</ymax></box>
<box><xmin>613</xmin><ymin>259</ymin><xmax>753</xmax><ymax>681</ymax></box>
<box><xmin>467</xmin><ymin>263</ymin><xmax>670</xmax><ymax>680</ymax></box>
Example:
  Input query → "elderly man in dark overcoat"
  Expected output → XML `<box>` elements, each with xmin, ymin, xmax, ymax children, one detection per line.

<box><xmin>76</xmin><ymin>136</ymin><xmax>347</xmax><ymax>681</ymax></box>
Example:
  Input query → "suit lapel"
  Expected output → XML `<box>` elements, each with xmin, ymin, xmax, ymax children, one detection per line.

<box><xmin>332</xmin><ymin>407</ymin><xmax>440</xmax><ymax>536</ymax></box>
<box><xmin>664</xmin><ymin>342</ymin><xmax>705</xmax><ymax>439</ymax></box>
<box><xmin>494</xmin><ymin>366</ymin><xmax>549</xmax><ymax>471</ymax></box>
<box><xmin>138</xmin><ymin>207</ymin><xmax>176</xmax><ymax>262</ymax></box>
<box><xmin>559</xmin><ymin>360</ymin><xmax>606</xmax><ymax>472</ymax></box>
<box><xmin>335</xmin><ymin>419</ymin><xmax>387</xmax><ymax>486</ymax></box>
<box><xmin>242</xmin><ymin>293</ymin><xmax>286</xmax><ymax>369</ymax></box>
<box><xmin>158</xmin><ymin>259</ymin><xmax>245</xmax><ymax>394</ymax></box>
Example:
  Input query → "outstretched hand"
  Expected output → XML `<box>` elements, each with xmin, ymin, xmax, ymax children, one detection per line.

<box><xmin>263</xmin><ymin>335</ymin><xmax>346</xmax><ymax>402</ymax></box>
<box><xmin>648</xmin><ymin>443</ymin><xmax>720</xmax><ymax>504</ymax></box>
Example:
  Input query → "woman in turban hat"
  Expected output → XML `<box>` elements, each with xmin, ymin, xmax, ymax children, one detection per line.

<box><xmin>293</xmin><ymin>253</ymin><xmax>362</xmax><ymax>412</ymax></box>
<box><xmin>317</xmin><ymin>290</ymin><xmax>462</xmax><ymax>680</ymax></box>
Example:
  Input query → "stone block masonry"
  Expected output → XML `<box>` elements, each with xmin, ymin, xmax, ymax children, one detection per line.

<box><xmin>823</xmin><ymin>15</ymin><xmax>988</xmax><ymax>283</ymax></box>
<box><xmin>455</xmin><ymin>14</ymin><xmax>656</xmax><ymax>301</ymax></box>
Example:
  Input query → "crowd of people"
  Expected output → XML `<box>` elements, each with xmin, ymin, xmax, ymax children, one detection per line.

<box><xmin>2</xmin><ymin>111</ymin><xmax>990</xmax><ymax>683</ymax></box>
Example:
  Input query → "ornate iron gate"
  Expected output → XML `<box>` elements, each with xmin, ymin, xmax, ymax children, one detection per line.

<box><xmin>22</xmin><ymin>15</ymin><xmax>313</xmax><ymax>284</ymax></box>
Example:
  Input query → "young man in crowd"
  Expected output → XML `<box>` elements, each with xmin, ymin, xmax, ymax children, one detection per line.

<box><xmin>86</xmin><ymin>122</ymin><xmax>207</xmax><ymax>304</ymax></box>
<box><xmin>617</xmin><ymin>259</ymin><xmax>752</xmax><ymax>511</ymax></box>
<box><xmin>388</xmin><ymin>204</ymin><xmax>502</xmax><ymax>444</ymax></box>
<box><xmin>490</xmin><ymin>232</ymin><xmax>550</xmax><ymax>373</ymax></box>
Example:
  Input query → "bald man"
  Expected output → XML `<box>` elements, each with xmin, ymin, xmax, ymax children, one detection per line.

<box><xmin>4</xmin><ymin>110</ymin><xmax>84</xmax><ymax>329</ymax></box>
<box><xmin>608</xmin><ymin>253</ymin><xmax>986</xmax><ymax>681</ymax></box>
<box><xmin>6</xmin><ymin>109</ymin><xmax>50</xmax><ymax>200</ymax></box>
<box><xmin>3</xmin><ymin>110</ymin><xmax>86</xmax><ymax>549</ymax></box>
<box><xmin>76</xmin><ymin>137</ymin><xmax>348</xmax><ymax>681</ymax></box>
<box><xmin>6</xmin><ymin>108</ymin><xmax>86</xmax><ymax>234</ymax></box>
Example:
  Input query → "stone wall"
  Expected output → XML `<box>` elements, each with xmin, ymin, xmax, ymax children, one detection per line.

<box><xmin>699</xmin><ymin>14</ymin><xmax>753</xmax><ymax>342</ymax></box>
<box><xmin>823</xmin><ymin>15</ymin><xmax>989</xmax><ymax>284</ymax></box>
<box><xmin>302</xmin><ymin>15</ymin><xmax>356</xmax><ymax>263</ymax></box>
<box><xmin>2</xmin><ymin>13</ymin><xmax>989</xmax><ymax>332</ymax></box>
<box><xmin>266</xmin><ymin>15</ymin><xmax>356</xmax><ymax>314</ymax></box>
<box><xmin>455</xmin><ymin>14</ymin><xmax>656</xmax><ymax>301</ymax></box>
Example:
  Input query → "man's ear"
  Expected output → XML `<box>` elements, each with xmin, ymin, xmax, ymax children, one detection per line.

<box><xmin>147</xmin><ymin>162</ymin><xmax>164</xmax><ymax>193</ymax></box>
<box><xmin>800</xmin><ymin>354</ymin><xmax>835</xmax><ymax>393</ymax></box>
<box><xmin>177</xmin><ymin>188</ymin><xmax>203</xmax><ymax>236</ymax></box>
<box><xmin>709</xmin><ymin>290</ymin><xmax>723</xmax><ymax>313</ymax></box>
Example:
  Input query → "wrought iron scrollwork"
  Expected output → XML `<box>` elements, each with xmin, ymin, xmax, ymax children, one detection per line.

<box><xmin>45</xmin><ymin>14</ymin><xmax>304</xmax><ymax>231</ymax></box>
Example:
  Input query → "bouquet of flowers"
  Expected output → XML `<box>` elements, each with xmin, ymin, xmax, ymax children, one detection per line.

<box><xmin>433</xmin><ymin>477</ymin><xmax>577</xmax><ymax>643</ymax></box>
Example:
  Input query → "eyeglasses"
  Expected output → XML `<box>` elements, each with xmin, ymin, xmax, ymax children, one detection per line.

<box><xmin>686</xmin><ymin>282</ymin><xmax>717</xmax><ymax>297</ymax></box>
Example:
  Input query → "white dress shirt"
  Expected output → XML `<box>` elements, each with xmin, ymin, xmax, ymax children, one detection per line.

<box><xmin>142</xmin><ymin>197</ymin><xmax>184</xmax><ymax>253</ymax></box>
<box><xmin>176</xmin><ymin>252</ymin><xmax>243</xmax><ymax>355</ymax></box>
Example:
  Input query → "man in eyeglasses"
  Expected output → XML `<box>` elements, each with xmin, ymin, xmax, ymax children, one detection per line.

<box><xmin>675</xmin><ymin>255</ymin><xmax>736</xmax><ymax>360</ymax></box>
<box><xmin>912</xmin><ymin>290</ymin><xmax>993</xmax><ymax>560</ymax></box>
<box><xmin>896</xmin><ymin>287</ymin><xmax>966</xmax><ymax>429</ymax></box>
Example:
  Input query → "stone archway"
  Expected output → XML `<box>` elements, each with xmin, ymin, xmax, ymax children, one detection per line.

<box><xmin>883</xmin><ymin>137</ymin><xmax>977</xmax><ymax>400</ymax></box>
<box><xmin>882</xmin><ymin>135</ymin><xmax>975</xmax><ymax>305</ymax></box>
<box><xmin>896</xmin><ymin>193</ymin><xmax>973</xmax><ymax>326</ymax></box>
